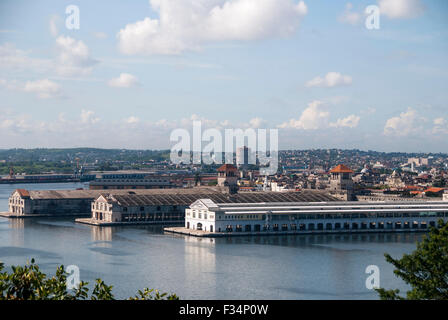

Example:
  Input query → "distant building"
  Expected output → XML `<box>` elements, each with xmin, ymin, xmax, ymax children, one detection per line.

<box><xmin>329</xmin><ymin>164</ymin><xmax>354</xmax><ymax>200</ymax></box>
<box><xmin>386</xmin><ymin>170</ymin><xmax>406</xmax><ymax>189</ymax></box>
<box><xmin>217</xmin><ymin>164</ymin><xmax>239</xmax><ymax>194</ymax></box>
<box><xmin>86</xmin><ymin>190</ymin><xmax>338</xmax><ymax>225</ymax></box>
<box><xmin>182</xmin><ymin>198</ymin><xmax>448</xmax><ymax>235</ymax></box>
<box><xmin>89</xmin><ymin>178</ymin><xmax>174</xmax><ymax>190</ymax></box>
<box><xmin>408</xmin><ymin>157</ymin><xmax>432</xmax><ymax>167</ymax></box>
<box><xmin>236</xmin><ymin>146</ymin><xmax>251</xmax><ymax>169</ymax></box>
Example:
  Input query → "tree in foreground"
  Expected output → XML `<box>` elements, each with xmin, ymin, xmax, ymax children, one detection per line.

<box><xmin>0</xmin><ymin>259</ymin><xmax>179</xmax><ymax>300</ymax></box>
<box><xmin>376</xmin><ymin>219</ymin><xmax>448</xmax><ymax>300</ymax></box>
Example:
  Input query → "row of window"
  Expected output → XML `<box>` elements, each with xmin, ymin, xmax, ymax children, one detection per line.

<box><xmin>221</xmin><ymin>220</ymin><xmax>439</xmax><ymax>233</ymax></box>
<box><xmin>189</xmin><ymin>211</ymin><xmax>448</xmax><ymax>221</ymax></box>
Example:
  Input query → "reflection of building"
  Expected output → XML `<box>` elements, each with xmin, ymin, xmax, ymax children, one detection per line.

<box><xmin>91</xmin><ymin>226</ymin><xmax>113</xmax><ymax>241</ymax></box>
<box><xmin>182</xmin><ymin>199</ymin><xmax>448</xmax><ymax>235</ymax></box>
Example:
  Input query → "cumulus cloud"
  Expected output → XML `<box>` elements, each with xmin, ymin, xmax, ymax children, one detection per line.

<box><xmin>49</xmin><ymin>15</ymin><xmax>61</xmax><ymax>37</ymax></box>
<box><xmin>1</xmin><ymin>78</ymin><xmax>64</xmax><ymax>99</ymax></box>
<box><xmin>248</xmin><ymin>117</ymin><xmax>267</xmax><ymax>128</ymax></box>
<box><xmin>125</xmin><ymin>116</ymin><xmax>140</xmax><ymax>124</ymax></box>
<box><xmin>378</xmin><ymin>0</ymin><xmax>425</xmax><ymax>19</ymax></box>
<box><xmin>339</xmin><ymin>3</ymin><xmax>361</xmax><ymax>25</ymax></box>
<box><xmin>0</xmin><ymin>43</ymin><xmax>52</xmax><ymax>72</ymax></box>
<box><xmin>433</xmin><ymin>117</ymin><xmax>448</xmax><ymax>134</ymax></box>
<box><xmin>108</xmin><ymin>73</ymin><xmax>139</xmax><ymax>88</ymax></box>
<box><xmin>383</xmin><ymin>108</ymin><xmax>422</xmax><ymax>136</ymax></box>
<box><xmin>306</xmin><ymin>72</ymin><xmax>352</xmax><ymax>88</ymax></box>
<box><xmin>278</xmin><ymin>100</ymin><xmax>330</xmax><ymax>130</ymax></box>
<box><xmin>117</xmin><ymin>0</ymin><xmax>308</xmax><ymax>55</ymax></box>
<box><xmin>80</xmin><ymin>109</ymin><xmax>100</xmax><ymax>124</ymax></box>
<box><xmin>55</xmin><ymin>36</ymin><xmax>98</xmax><ymax>76</ymax></box>
<box><xmin>330</xmin><ymin>114</ymin><xmax>360</xmax><ymax>128</ymax></box>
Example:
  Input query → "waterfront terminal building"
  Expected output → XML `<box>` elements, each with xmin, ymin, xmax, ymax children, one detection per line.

<box><xmin>173</xmin><ymin>199</ymin><xmax>448</xmax><ymax>236</ymax></box>
<box><xmin>84</xmin><ymin>190</ymin><xmax>337</xmax><ymax>225</ymax></box>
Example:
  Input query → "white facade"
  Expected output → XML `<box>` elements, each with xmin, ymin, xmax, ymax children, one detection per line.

<box><xmin>185</xmin><ymin>199</ymin><xmax>448</xmax><ymax>234</ymax></box>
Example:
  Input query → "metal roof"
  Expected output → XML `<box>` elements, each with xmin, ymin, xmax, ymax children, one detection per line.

<box><xmin>109</xmin><ymin>191</ymin><xmax>339</xmax><ymax>207</ymax></box>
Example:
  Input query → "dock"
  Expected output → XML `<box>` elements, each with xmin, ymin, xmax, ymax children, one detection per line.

<box><xmin>76</xmin><ymin>218</ymin><xmax>183</xmax><ymax>227</ymax></box>
<box><xmin>163</xmin><ymin>226</ymin><xmax>429</xmax><ymax>238</ymax></box>
<box><xmin>0</xmin><ymin>211</ymin><xmax>90</xmax><ymax>219</ymax></box>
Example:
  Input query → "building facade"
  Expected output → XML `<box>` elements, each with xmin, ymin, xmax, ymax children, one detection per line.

<box><xmin>185</xmin><ymin>199</ymin><xmax>448</xmax><ymax>235</ymax></box>
<box><xmin>86</xmin><ymin>190</ymin><xmax>338</xmax><ymax>225</ymax></box>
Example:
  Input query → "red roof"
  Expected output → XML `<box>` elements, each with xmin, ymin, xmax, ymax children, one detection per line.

<box><xmin>330</xmin><ymin>164</ymin><xmax>354</xmax><ymax>174</ymax></box>
<box><xmin>424</xmin><ymin>187</ymin><xmax>444</xmax><ymax>193</ymax></box>
<box><xmin>217</xmin><ymin>164</ymin><xmax>238</xmax><ymax>172</ymax></box>
<box><xmin>405</xmin><ymin>185</ymin><xmax>422</xmax><ymax>191</ymax></box>
<box><xmin>16</xmin><ymin>189</ymin><xmax>30</xmax><ymax>198</ymax></box>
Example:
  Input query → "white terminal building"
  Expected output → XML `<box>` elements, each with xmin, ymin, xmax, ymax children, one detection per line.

<box><xmin>184</xmin><ymin>199</ymin><xmax>448</xmax><ymax>234</ymax></box>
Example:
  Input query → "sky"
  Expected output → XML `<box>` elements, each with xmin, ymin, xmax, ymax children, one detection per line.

<box><xmin>0</xmin><ymin>0</ymin><xmax>447</xmax><ymax>152</ymax></box>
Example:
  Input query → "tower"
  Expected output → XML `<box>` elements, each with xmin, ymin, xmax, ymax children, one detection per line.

<box><xmin>236</xmin><ymin>146</ymin><xmax>250</xmax><ymax>169</ymax></box>
<box><xmin>329</xmin><ymin>164</ymin><xmax>354</xmax><ymax>200</ymax></box>
<box><xmin>217</xmin><ymin>164</ymin><xmax>239</xmax><ymax>194</ymax></box>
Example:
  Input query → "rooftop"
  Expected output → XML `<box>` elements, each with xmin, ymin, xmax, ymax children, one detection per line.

<box><xmin>330</xmin><ymin>164</ymin><xmax>354</xmax><ymax>174</ymax></box>
<box><xmin>99</xmin><ymin>190</ymin><xmax>340</xmax><ymax>207</ymax></box>
<box><xmin>217</xmin><ymin>164</ymin><xmax>238</xmax><ymax>172</ymax></box>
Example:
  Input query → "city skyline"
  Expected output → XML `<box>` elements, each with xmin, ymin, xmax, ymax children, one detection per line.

<box><xmin>0</xmin><ymin>0</ymin><xmax>447</xmax><ymax>152</ymax></box>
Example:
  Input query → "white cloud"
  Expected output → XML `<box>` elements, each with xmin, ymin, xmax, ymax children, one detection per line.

<box><xmin>108</xmin><ymin>73</ymin><xmax>138</xmax><ymax>88</ymax></box>
<box><xmin>248</xmin><ymin>117</ymin><xmax>266</xmax><ymax>128</ymax></box>
<box><xmin>49</xmin><ymin>15</ymin><xmax>61</xmax><ymax>37</ymax></box>
<box><xmin>279</xmin><ymin>100</ymin><xmax>330</xmax><ymax>130</ymax></box>
<box><xmin>339</xmin><ymin>3</ymin><xmax>361</xmax><ymax>25</ymax></box>
<box><xmin>117</xmin><ymin>0</ymin><xmax>308</xmax><ymax>55</ymax></box>
<box><xmin>383</xmin><ymin>107</ymin><xmax>422</xmax><ymax>136</ymax></box>
<box><xmin>378</xmin><ymin>0</ymin><xmax>425</xmax><ymax>19</ymax></box>
<box><xmin>433</xmin><ymin>117</ymin><xmax>448</xmax><ymax>134</ymax></box>
<box><xmin>23</xmin><ymin>79</ymin><xmax>63</xmax><ymax>99</ymax></box>
<box><xmin>0</xmin><ymin>43</ymin><xmax>52</xmax><ymax>72</ymax></box>
<box><xmin>306</xmin><ymin>72</ymin><xmax>352</xmax><ymax>88</ymax></box>
<box><xmin>55</xmin><ymin>36</ymin><xmax>98</xmax><ymax>76</ymax></box>
<box><xmin>125</xmin><ymin>116</ymin><xmax>140</xmax><ymax>124</ymax></box>
<box><xmin>80</xmin><ymin>109</ymin><xmax>100</xmax><ymax>124</ymax></box>
<box><xmin>330</xmin><ymin>114</ymin><xmax>360</xmax><ymax>128</ymax></box>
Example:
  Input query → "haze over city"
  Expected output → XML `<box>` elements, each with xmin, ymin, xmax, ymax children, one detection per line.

<box><xmin>0</xmin><ymin>0</ymin><xmax>447</xmax><ymax>152</ymax></box>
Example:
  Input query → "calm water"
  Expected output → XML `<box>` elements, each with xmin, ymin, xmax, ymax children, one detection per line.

<box><xmin>0</xmin><ymin>183</ymin><xmax>418</xmax><ymax>299</ymax></box>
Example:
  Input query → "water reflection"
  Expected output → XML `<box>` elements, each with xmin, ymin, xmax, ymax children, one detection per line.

<box><xmin>213</xmin><ymin>232</ymin><xmax>421</xmax><ymax>247</ymax></box>
<box><xmin>183</xmin><ymin>236</ymin><xmax>217</xmax><ymax>298</ymax></box>
<box><xmin>91</xmin><ymin>226</ymin><xmax>113</xmax><ymax>242</ymax></box>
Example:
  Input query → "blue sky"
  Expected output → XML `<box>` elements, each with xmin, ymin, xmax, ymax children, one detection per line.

<box><xmin>0</xmin><ymin>0</ymin><xmax>447</xmax><ymax>152</ymax></box>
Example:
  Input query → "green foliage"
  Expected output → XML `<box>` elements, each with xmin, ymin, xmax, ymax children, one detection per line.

<box><xmin>0</xmin><ymin>259</ymin><xmax>178</xmax><ymax>300</ymax></box>
<box><xmin>376</xmin><ymin>219</ymin><xmax>448</xmax><ymax>300</ymax></box>
<box><xmin>129</xmin><ymin>288</ymin><xmax>179</xmax><ymax>300</ymax></box>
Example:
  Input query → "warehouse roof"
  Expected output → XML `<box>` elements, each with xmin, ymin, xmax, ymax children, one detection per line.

<box><xmin>103</xmin><ymin>190</ymin><xmax>339</xmax><ymax>207</ymax></box>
